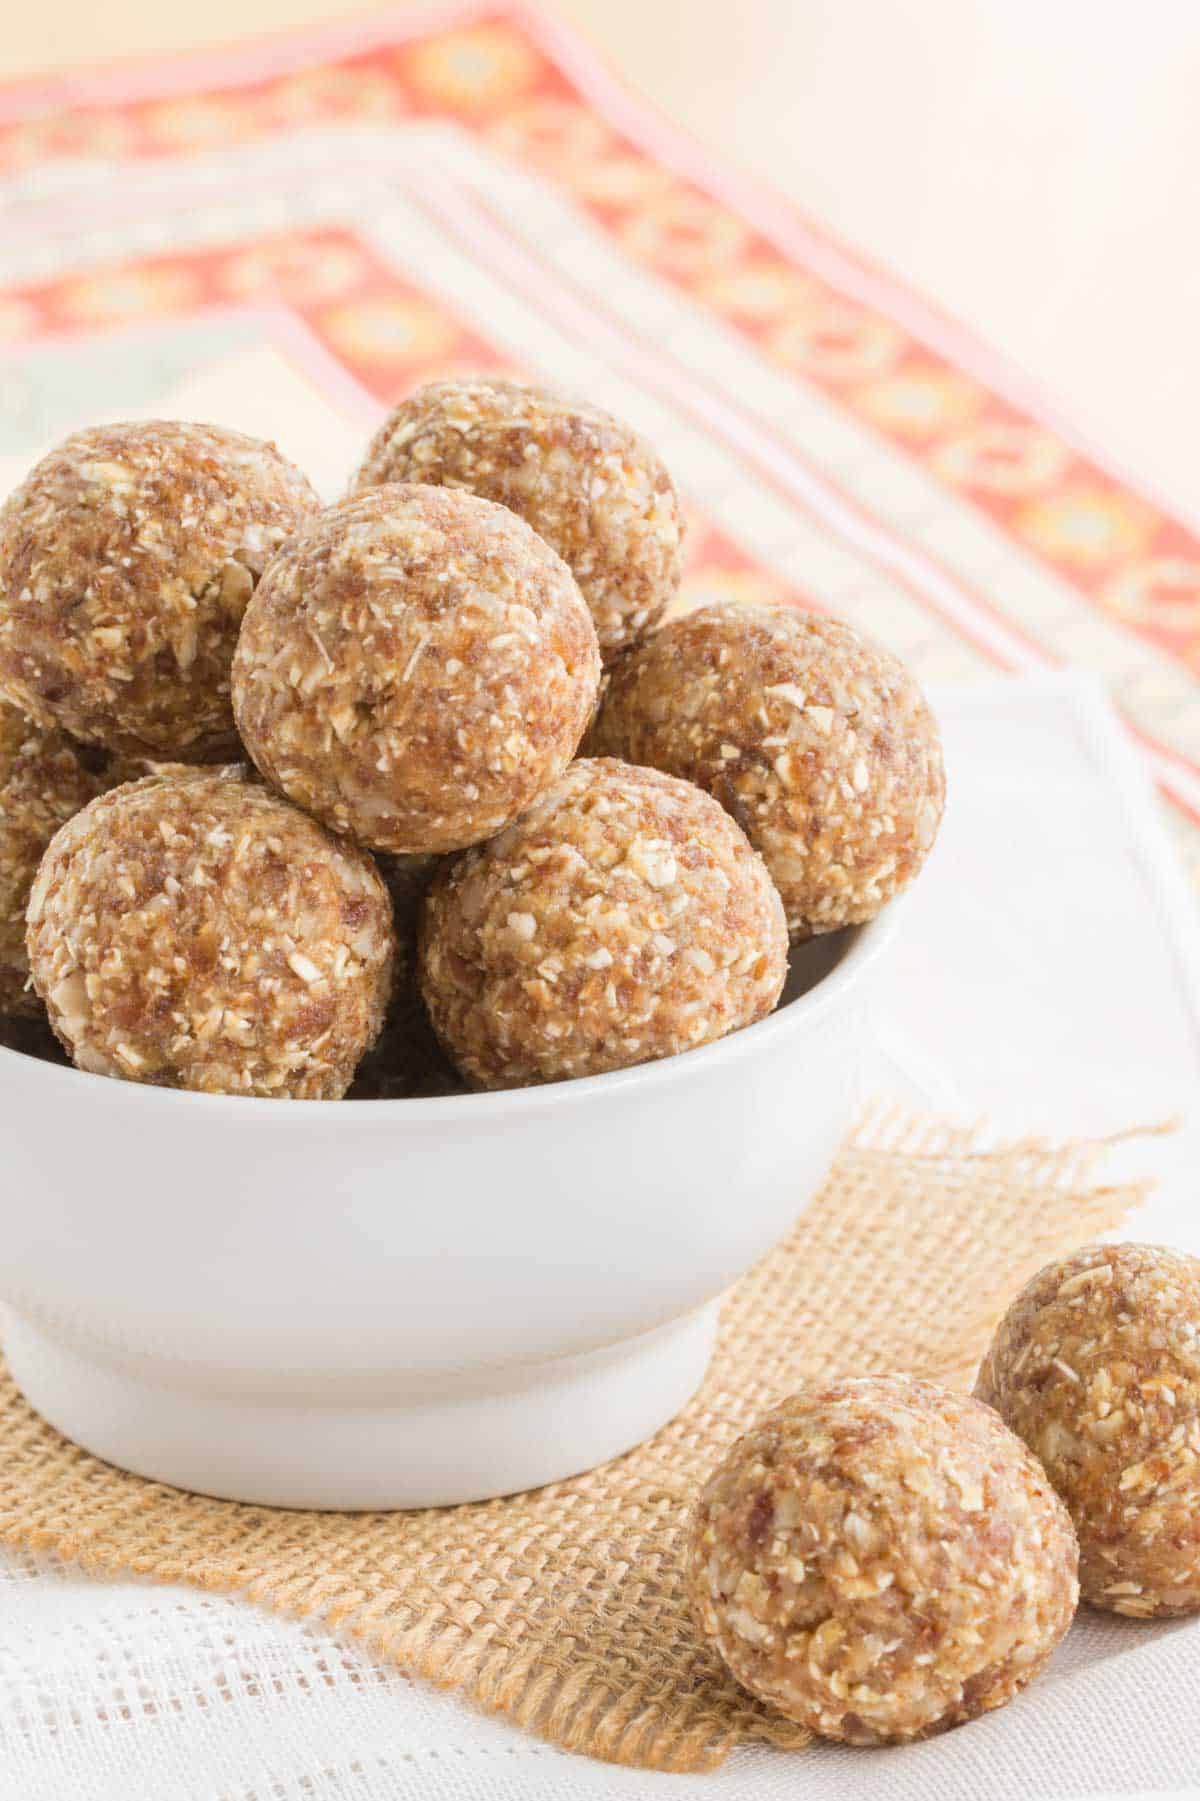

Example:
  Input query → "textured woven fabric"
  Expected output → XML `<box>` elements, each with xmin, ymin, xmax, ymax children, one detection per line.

<box><xmin>3</xmin><ymin>1542</ymin><xmax>1199</xmax><ymax>1801</ymax></box>
<box><xmin>0</xmin><ymin>1113</ymin><xmax>1143</xmax><ymax>1773</ymax></box>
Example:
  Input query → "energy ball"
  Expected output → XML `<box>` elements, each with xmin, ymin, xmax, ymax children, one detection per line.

<box><xmin>419</xmin><ymin>757</ymin><xmax>787</xmax><ymax>1089</ymax></box>
<box><xmin>977</xmin><ymin>1243</ymin><xmax>1200</xmax><ymax>1617</ymax></box>
<box><xmin>352</xmin><ymin>379</ymin><xmax>683</xmax><ymax>661</ymax></box>
<box><xmin>589</xmin><ymin>602</ymin><xmax>945</xmax><ymax>938</ymax></box>
<box><xmin>232</xmin><ymin>484</ymin><xmax>601</xmax><ymax>854</ymax></box>
<box><xmin>27</xmin><ymin>769</ymin><xmax>393</xmax><ymax>1098</ymax></box>
<box><xmin>0</xmin><ymin>421</ymin><xmax>320</xmax><ymax>760</ymax></box>
<box><xmin>0</xmin><ymin>700</ymin><xmax>111</xmax><ymax>1017</ymax></box>
<box><xmin>688</xmin><ymin>1377</ymin><xmax>1078</xmax><ymax>1745</ymax></box>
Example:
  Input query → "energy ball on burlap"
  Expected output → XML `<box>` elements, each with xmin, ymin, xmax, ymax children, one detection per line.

<box><xmin>589</xmin><ymin>602</ymin><xmax>945</xmax><ymax>938</ymax></box>
<box><xmin>232</xmin><ymin>484</ymin><xmax>601</xmax><ymax>854</ymax></box>
<box><xmin>977</xmin><ymin>1243</ymin><xmax>1200</xmax><ymax>1618</ymax></box>
<box><xmin>352</xmin><ymin>379</ymin><xmax>684</xmax><ymax>661</ymax></box>
<box><xmin>0</xmin><ymin>421</ymin><xmax>320</xmax><ymax>760</ymax></box>
<box><xmin>0</xmin><ymin>699</ymin><xmax>112</xmax><ymax>1017</ymax></box>
<box><xmin>26</xmin><ymin>769</ymin><xmax>393</xmax><ymax>1098</ymax></box>
<box><xmin>688</xmin><ymin>1376</ymin><xmax>1078</xmax><ymax>1745</ymax></box>
<box><xmin>419</xmin><ymin>757</ymin><xmax>787</xmax><ymax>1089</ymax></box>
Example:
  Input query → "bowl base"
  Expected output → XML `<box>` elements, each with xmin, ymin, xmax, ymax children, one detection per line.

<box><xmin>1</xmin><ymin>1302</ymin><xmax>720</xmax><ymax>1510</ymax></box>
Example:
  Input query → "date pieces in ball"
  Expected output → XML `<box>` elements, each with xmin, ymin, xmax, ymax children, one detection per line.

<box><xmin>0</xmin><ymin>422</ymin><xmax>320</xmax><ymax>760</ymax></box>
<box><xmin>688</xmin><ymin>1376</ymin><xmax>1078</xmax><ymax>1744</ymax></box>
<box><xmin>27</xmin><ymin>768</ymin><xmax>393</xmax><ymax>1098</ymax></box>
<box><xmin>591</xmin><ymin>601</ymin><xmax>945</xmax><ymax>938</ymax></box>
<box><xmin>353</xmin><ymin>379</ymin><xmax>683</xmax><ymax>662</ymax></box>
<box><xmin>978</xmin><ymin>1243</ymin><xmax>1200</xmax><ymax>1618</ymax></box>
<box><xmin>419</xmin><ymin>758</ymin><xmax>787</xmax><ymax>1089</ymax></box>
<box><xmin>232</xmin><ymin>484</ymin><xmax>602</xmax><ymax>854</ymax></box>
<box><xmin>0</xmin><ymin>700</ymin><xmax>112</xmax><ymax>1018</ymax></box>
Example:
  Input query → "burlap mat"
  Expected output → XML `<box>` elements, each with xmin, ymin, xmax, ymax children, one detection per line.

<box><xmin>0</xmin><ymin>1110</ymin><xmax>1150</xmax><ymax>1772</ymax></box>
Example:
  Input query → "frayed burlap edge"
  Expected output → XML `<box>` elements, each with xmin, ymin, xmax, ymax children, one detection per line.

<box><xmin>0</xmin><ymin>1108</ymin><xmax>1159</xmax><ymax>1772</ymax></box>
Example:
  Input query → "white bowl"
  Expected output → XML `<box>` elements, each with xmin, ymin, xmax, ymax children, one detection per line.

<box><xmin>0</xmin><ymin>913</ymin><xmax>893</xmax><ymax>1509</ymax></box>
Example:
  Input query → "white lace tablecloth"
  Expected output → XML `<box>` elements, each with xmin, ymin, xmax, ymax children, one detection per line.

<box><xmin>1</xmin><ymin>671</ymin><xmax>1197</xmax><ymax>1800</ymax></box>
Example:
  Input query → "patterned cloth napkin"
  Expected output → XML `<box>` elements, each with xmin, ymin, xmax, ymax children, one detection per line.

<box><xmin>2</xmin><ymin>1</ymin><xmax>1198</xmax><ymax>883</ymax></box>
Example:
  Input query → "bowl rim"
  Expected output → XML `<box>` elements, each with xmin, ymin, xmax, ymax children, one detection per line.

<box><xmin>0</xmin><ymin>903</ymin><xmax>898</xmax><ymax>1125</ymax></box>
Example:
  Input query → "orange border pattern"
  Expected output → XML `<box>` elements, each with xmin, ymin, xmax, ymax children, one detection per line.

<box><xmin>2</xmin><ymin>13</ymin><xmax>1196</xmax><ymax>684</ymax></box>
<box><xmin>0</xmin><ymin>217</ymin><xmax>817</xmax><ymax>623</ymax></box>
<box><xmin>2</xmin><ymin>4</ymin><xmax>1199</xmax><ymax>863</ymax></box>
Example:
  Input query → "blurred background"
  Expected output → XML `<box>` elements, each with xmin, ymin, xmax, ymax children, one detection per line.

<box><xmin>5</xmin><ymin>0</ymin><xmax>1198</xmax><ymax>512</ymax></box>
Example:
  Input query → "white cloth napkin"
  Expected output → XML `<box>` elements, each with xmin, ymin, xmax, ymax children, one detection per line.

<box><xmin>1</xmin><ymin>672</ymin><xmax>1197</xmax><ymax>1801</ymax></box>
<box><xmin>875</xmin><ymin>671</ymin><xmax>1200</xmax><ymax>1243</ymax></box>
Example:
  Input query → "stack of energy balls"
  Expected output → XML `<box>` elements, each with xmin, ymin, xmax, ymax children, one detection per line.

<box><xmin>0</xmin><ymin>377</ymin><xmax>946</xmax><ymax>1101</ymax></box>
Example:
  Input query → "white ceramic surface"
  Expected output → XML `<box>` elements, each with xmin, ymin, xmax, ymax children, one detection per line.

<box><xmin>0</xmin><ymin>914</ymin><xmax>893</xmax><ymax>1508</ymax></box>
